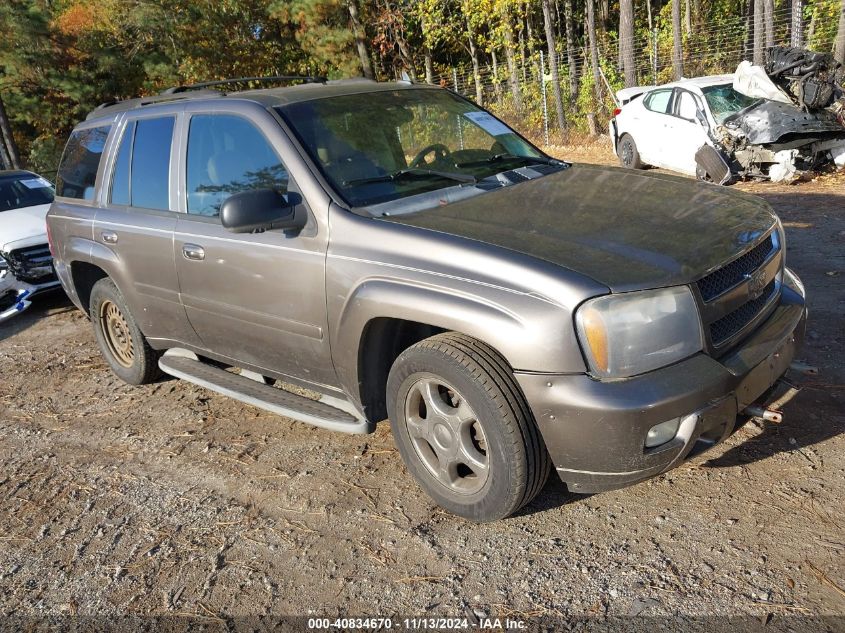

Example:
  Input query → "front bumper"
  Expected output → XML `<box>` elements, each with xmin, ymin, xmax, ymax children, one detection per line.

<box><xmin>0</xmin><ymin>276</ymin><xmax>61</xmax><ymax>323</ymax></box>
<box><xmin>516</xmin><ymin>268</ymin><xmax>807</xmax><ymax>493</ymax></box>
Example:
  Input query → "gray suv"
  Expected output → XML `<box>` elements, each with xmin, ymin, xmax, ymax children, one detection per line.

<box><xmin>47</xmin><ymin>77</ymin><xmax>807</xmax><ymax>522</ymax></box>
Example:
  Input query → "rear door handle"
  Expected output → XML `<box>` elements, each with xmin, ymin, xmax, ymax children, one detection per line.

<box><xmin>182</xmin><ymin>243</ymin><xmax>205</xmax><ymax>261</ymax></box>
<box><xmin>101</xmin><ymin>230</ymin><xmax>118</xmax><ymax>244</ymax></box>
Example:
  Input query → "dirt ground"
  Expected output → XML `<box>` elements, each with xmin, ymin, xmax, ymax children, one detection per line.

<box><xmin>1</xmin><ymin>144</ymin><xmax>843</xmax><ymax>629</ymax></box>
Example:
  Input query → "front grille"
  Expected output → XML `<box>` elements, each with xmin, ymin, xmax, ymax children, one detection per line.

<box><xmin>709</xmin><ymin>279</ymin><xmax>777</xmax><ymax>346</ymax></box>
<box><xmin>696</xmin><ymin>234</ymin><xmax>775</xmax><ymax>302</ymax></box>
<box><xmin>5</xmin><ymin>244</ymin><xmax>56</xmax><ymax>284</ymax></box>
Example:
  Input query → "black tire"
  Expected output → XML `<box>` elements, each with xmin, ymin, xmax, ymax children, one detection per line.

<box><xmin>386</xmin><ymin>333</ymin><xmax>551</xmax><ymax>522</ymax></box>
<box><xmin>89</xmin><ymin>278</ymin><xmax>161</xmax><ymax>385</ymax></box>
<box><xmin>618</xmin><ymin>133</ymin><xmax>644</xmax><ymax>169</ymax></box>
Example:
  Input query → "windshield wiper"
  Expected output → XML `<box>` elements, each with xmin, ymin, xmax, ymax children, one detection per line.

<box><xmin>343</xmin><ymin>168</ymin><xmax>477</xmax><ymax>187</ymax></box>
<box><xmin>456</xmin><ymin>153</ymin><xmax>562</xmax><ymax>168</ymax></box>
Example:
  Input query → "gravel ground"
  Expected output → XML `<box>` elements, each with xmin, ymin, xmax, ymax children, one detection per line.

<box><xmin>0</xmin><ymin>151</ymin><xmax>843</xmax><ymax>630</ymax></box>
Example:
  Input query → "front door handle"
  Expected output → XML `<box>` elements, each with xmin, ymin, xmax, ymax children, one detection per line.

<box><xmin>101</xmin><ymin>230</ymin><xmax>118</xmax><ymax>244</ymax></box>
<box><xmin>182</xmin><ymin>243</ymin><xmax>205</xmax><ymax>261</ymax></box>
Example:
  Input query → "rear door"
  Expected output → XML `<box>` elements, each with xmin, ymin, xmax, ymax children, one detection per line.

<box><xmin>635</xmin><ymin>88</ymin><xmax>675</xmax><ymax>165</ymax></box>
<box><xmin>660</xmin><ymin>88</ymin><xmax>711</xmax><ymax>175</ymax></box>
<box><xmin>173</xmin><ymin>105</ymin><xmax>336</xmax><ymax>388</ymax></box>
<box><xmin>93</xmin><ymin>109</ymin><xmax>200</xmax><ymax>347</ymax></box>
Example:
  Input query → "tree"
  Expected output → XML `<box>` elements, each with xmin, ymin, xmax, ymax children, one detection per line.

<box><xmin>835</xmin><ymin>0</ymin><xmax>845</xmax><ymax>64</ymax></box>
<box><xmin>619</xmin><ymin>0</ymin><xmax>636</xmax><ymax>87</ymax></box>
<box><xmin>763</xmin><ymin>0</ymin><xmax>775</xmax><ymax>50</ymax></box>
<box><xmin>672</xmin><ymin>0</ymin><xmax>684</xmax><ymax>79</ymax></box>
<box><xmin>563</xmin><ymin>0</ymin><xmax>578</xmax><ymax>102</ymax></box>
<box><xmin>587</xmin><ymin>0</ymin><xmax>601</xmax><ymax>102</ymax></box>
<box><xmin>497</xmin><ymin>0</ymin><xmax>523</xmax><ymax>111</ymax></box>
<box><xmin>753</xmin><ymin>0</ymin><xmax>764</xmax><ymax>65</ymax></box>
<box><xmin>347</xmin><ymin>0</ymin><xmax>375</xmax><ymax>79</ymax></box>
<box><xmin>541</xmin><ymin>0</ymin><xmax>566</xmax><ymax>129</ymax></box>
<box><xmin>0</xmin><ymin>93</ymin><xmax>22</xmax><ymax>169</ymax></box>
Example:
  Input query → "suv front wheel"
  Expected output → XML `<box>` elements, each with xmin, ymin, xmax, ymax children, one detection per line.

<box><xmin>387</xmin><ymin>333</ymin><xmax>550</xmax><ymax>522</ymax></box>
<box><xmin>89</xmin><ymin>278</ymin><xmax>161</xmax><ymax>385</ymax></box>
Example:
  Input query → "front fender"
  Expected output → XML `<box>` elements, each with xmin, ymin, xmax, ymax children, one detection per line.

<box><xmin>331</xmin><ymin>276</ymin><xmax>588</xmax><ymax>403</ymax></box>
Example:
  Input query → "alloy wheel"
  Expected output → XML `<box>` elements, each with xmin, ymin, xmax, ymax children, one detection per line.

<box><xmin>404</xmin><ymin>375</ymin><xmax>489</xmax><ymax>495</ymax></box>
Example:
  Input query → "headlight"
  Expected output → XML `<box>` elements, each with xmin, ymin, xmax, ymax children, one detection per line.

<box><xmin>575</xmin><ymin>286</ymin><xmax>703</xmax><ymax>378</ymax></box>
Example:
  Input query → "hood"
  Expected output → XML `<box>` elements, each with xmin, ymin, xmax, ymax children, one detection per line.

<box><xmin>383</xmin><ymin>164</ymin><xmax>777</xmax><ymax>292</ymax></box>
<box><xmin>725</xmin><ymin>100</ymin><xmax>845</xmax><ymax>144</ymax></box>
<box><xmin>0</xmin><ymin>203</ymin><xmax>50</xmax><ymax>252</ymax></box>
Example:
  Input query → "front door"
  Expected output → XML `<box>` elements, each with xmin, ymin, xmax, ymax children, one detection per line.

<box><xmin>173</xmin><ymin>111</ymin><xmax>336</xmax><ymax>388</ymax></box>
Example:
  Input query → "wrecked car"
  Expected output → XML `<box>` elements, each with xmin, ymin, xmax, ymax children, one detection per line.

<box><xmin>0</xmin><ymin>170</ymin><xmax>61</xmax><ymax>322</ymax></box>
<box><xmin>611</xmin><ymin>47</ymin><xmax>845</xmax><ymax>183</ymax></box>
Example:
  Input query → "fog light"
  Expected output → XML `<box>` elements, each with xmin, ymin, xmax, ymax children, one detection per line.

<box><xmin>645</xmin><ymin>418</ymin><xmax>681</xmax><ymax>448</ymax></box>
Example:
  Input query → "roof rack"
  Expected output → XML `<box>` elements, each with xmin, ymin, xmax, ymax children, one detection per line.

<box><xmin>86</xmin><ymin>76</ymin><xmax>328</xmax><ymax>120</ymax></box>
<box><xmin>86</xmin><ymin>89</ymin><xmax>224</xmax><ymax>120</ymax></box>
<box><xmin>161</xmin><ymin>75</ymin><xmax>327</xmax><ymax>94</ymax></box>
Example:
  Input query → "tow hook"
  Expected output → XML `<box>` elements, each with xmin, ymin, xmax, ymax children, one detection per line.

<box><xmin>742</xmin><ymin>376</ymin><xmax>804</xmax><ymax>424</ymax></box>
<box><xmin>743</xmin><ymin>405</ymin><xmax>783</xmax><ymax>423</ymax></box>
<box><xmin>789</xmin><ymin>361</ymin><xmax>819</xmax><ymax>375</ymax></box>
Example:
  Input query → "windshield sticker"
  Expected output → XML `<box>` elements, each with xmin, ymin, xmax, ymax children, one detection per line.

<box><xmin>19</xmin><ymin>177</ymin><xmax>52</xmax><ymax>190</ymax></box>
<box><xmin>462</xmin><ymin>111</ymin><xmax>513</xmax><ymax>137</ymax></box>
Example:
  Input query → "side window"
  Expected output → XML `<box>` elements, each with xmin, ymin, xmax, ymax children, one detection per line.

<box><xmin>131</xmin><ymin>118</ymin><xmax>174</xmax><ymax>211</ymax></box>
<box><xmin>56</xmin><ymin>125</ymin><xmax>111</xmax><ymax>200</ymax></box>
<box><xmin>108</xmin><ymin>118</ymin><xmax>174</xmax><ymax>210</ymax></box>
<box><xmin>644</xmin><ymin>90</ymin><xmax>673</xmax><ymax>114</ymax></box>
<box><xmin>186</xmin><ymin>114</ymin><xmax>288</xmax><ymax>217</ymax></box>
<box><xmin>676</xmin><ymin>91</ymin><xmax>699</xmax><ymax>121</ymax></box>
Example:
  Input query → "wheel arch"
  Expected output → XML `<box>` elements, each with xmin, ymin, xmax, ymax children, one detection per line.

<box><xmin>334</xmin><ymin>278</ymin><xmax>573</xmax><ymax>422</ymax></box>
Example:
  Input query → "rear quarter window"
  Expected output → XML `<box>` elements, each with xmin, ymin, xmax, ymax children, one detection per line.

<box><xmin>644</xmin><ymin>90</ymin><xmax>673</xmax><ymax>114</ymax></box>
<box><xmin>56</xmin><ymin>125</ymin><xmax>111</xmax><ymax>200</ymax></box>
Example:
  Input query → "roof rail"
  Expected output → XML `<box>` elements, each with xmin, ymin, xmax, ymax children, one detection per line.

<box><xmin>85</xmin><ymin>90</ymin><xmax>224</xmax><ymax>120</ymax></box>
<box><xmin>161</xmin><ymin>75</ymin><xmax>327</xmax><ymax>95</ymax></box>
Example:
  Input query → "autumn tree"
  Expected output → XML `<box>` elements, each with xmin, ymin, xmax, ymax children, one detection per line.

<box><xmin>835</xmin><ymin>0</ymin><xmax>845</xmax><ymax>64</ymax></box>
<box><xmin>672</xmin><ymin>0</ymin><xmax>684</xmax><ymax>78</ymax></box>
<box><xmin>620</xmin><ymin>0</ymin><xmax>636</xmax><ymax>87</ymax></box>
<box><xmin>541</xmin><ymin>0</ymin><xmax>566</xmax><ymax>128</ymax></box>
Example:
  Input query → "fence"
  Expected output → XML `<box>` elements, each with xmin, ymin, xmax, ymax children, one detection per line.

<box><xmin>432</xmin><ymin>5</ymin><xmax>844</xmax><ymax>142</ymax></box>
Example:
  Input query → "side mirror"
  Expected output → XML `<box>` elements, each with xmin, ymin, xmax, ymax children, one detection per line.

<box><xmin>220</xmin><ymin>189</ymin><xmax>305</xmax><ymax>233</ymax></box>
<box><xmin>695</xmin><ymin>108</ymin><xmax>708</xmax><ymax>128</ymax></box>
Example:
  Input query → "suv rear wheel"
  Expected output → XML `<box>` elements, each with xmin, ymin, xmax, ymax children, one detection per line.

<box><xmin>89</xmin><ymin>278</ymin><xmax>160</xmax><ymax>385</ymax></box>
<box><xmin>386</xmin><ymin>333</ymin><xmax>550</xmax><ymax>522</ymax></box>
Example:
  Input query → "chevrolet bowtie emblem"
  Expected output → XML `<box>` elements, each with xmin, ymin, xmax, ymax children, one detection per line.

<box><xmin>745</xmin><ymin>269</ymin><xmax>768</xmax><ymax>300</ymax></box>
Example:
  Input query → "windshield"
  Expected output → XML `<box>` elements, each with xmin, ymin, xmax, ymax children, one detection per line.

<box><xmin>277</xmin><ymin>88</ymin><xmax>546</xmax><ymax>207</ymax></box>
<box><xmin>702</xmin><ymin>84</ymin><xmax>761</xmax><ymax>124</ymax></box>
<box><xmin>0</xmin><ymin>173</ymin><xmax>54</xmax><ymax>212</ymax></box>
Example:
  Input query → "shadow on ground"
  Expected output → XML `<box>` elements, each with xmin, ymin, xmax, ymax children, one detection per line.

<box><xmin>0</xmin><ymin>289</ymin><xmax>73</xmax><ymax>343</ymax></box>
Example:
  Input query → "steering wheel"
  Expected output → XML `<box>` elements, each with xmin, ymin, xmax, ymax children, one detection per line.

<box><xmin>411</xmin><ymin>143</ymin><xmax>451</xmax><ymax>168</ymax></box>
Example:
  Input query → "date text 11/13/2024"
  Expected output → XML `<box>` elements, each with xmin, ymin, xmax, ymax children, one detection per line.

<box><xmin>307</xmin><ymin>617</ymin><xmax>528</xmax><ymax>630</ymax></box>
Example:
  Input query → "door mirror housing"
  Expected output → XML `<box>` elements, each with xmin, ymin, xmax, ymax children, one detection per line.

<box><xmin>220</xmin><ymin>189</ymin><xmax>305</xmax><ymax>233</ymax></box>
<box><xmin>695</xmin><ymin>108</ymin><xmax>708</xmax><ymax>128</ymax></box>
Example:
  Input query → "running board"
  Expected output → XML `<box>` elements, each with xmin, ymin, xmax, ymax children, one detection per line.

<box><xmin>158</xmin><ymin>352</ymin><xmax>373</xmax><ymax>434</ymax></box>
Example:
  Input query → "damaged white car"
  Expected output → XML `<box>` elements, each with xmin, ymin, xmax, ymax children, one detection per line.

<box><xmin>610</xmin><ymin>46</ymin><xmax>845</xmax><ymax>184</ymax></box>
<box><xmin>0</xmin><ymin>170</ymin><xmax>61</xmax><ymax>322</ymax></box>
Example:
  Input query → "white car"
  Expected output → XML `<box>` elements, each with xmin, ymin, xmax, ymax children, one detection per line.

<box><xmin>610</xmin><ymin>74</ymin><xmax>845</xmax><ymax>183</ymax></box>
<box><xmin>0</xmin><ymin>170</ymin><xmax>61</xmax><ymax>322</ymax></box>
